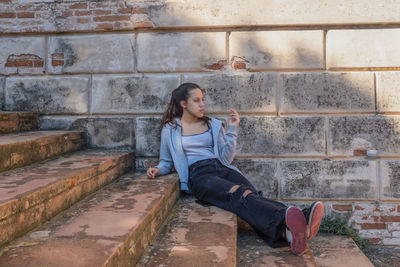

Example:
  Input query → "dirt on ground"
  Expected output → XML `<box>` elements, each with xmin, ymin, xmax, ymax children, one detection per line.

<box><xmin>365</xmin><ymin>245</ymin><xmax>400</xmax><ymax>267</ymax></box>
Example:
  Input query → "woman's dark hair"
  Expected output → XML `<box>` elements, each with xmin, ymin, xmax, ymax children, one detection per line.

<box><xmin>162</xmin><ymin>82</ymin><xmax>210</xmax><ymax>128</ymax></box>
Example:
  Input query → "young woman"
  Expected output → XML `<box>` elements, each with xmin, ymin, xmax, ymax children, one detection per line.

<box><xmin>146</xmin><ymin>82</ymin><xmax>324</xmax><ymax>255</ymax></box>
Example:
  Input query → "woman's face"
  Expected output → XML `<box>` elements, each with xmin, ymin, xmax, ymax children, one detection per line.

<box><xmin>181</xmin><ymin>88</ymin><xmax>205</xmax><ymax>118</ymax></box>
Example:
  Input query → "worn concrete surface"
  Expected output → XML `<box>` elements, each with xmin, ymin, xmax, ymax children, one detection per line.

<box><xmin>5</xmin><ymin>76</ymin><xmax>90</xmax><ymax>114</ymax></box>
<box><xmin>327</xmin><ymin>29</ymin><xmax>400</xmax><ymax>68</ymax></box>
<box><xmin>381</xmin><ymin>160</ymin><xmax>400</xmax><ymax>200</ymax></box>
<box><xmin>0</xmin><ymin>172</ymin><xmax>179</xmax><ymax>267</ymax></box>
<box><xmin>376</xmin><ymin>72</ymin><xmax>400</xmax><ymax>113</ymax></box>
<box><xmin>0</xmin><ymin>111</ymin><xmax>38</xmax><ymax>134</ymax></box>
<box><xmin>237</xmin><ymin>219</ymin><xmax>317</xmax><ymax>266</ymax></box>
<box><xmin>91</xmin><ymin>74</ymin><xmax>180</xmax><ymax>114</ymax></box>
<box><xmin>48</xmin><ymin>34</ymin><xmax>135</xmax><ymax>73</ymax></box>
<box><xmin>280</xmin><ymin>160</ymin><xmax>376</xmax><ymax>200</ymax></box>
<box><xmin>182</xmin><ymin>73</ymin><xmax>276</xmax><ymax>113</ymax></box>
<box><xmin>138</xmin><ymin>195</ymin><xmax>237</xmax><ymax>267</ymax></box>
<box><xmin>0</xmin><ymin>130</ymin><xmax>85</xmax><ymax>172</ymax></box>
<box><xmin>137</xmin><ymin>32</ymin><xmax>226</xmax><ymax>72</ymax></box>
<box><xmin>280</xmin><ymin>72</ymin><xmax>375</xmax><ymax>113</ymax></box>
<box><xmin>308</xmin><ymin>233</ymin><xmax>374</xmax><ymax>267</ymax></box>
<box><xmin>0</xmin><ymin>148</ymin><xmax>134</xmax><ymax>247</ymax></box>
<box><xmin>230</xmin><ymin>31</ymin><xmax>323</xmax><ymax>70</ymax></box>
<box><xmin>147</xmin><ymin>0</ymin><xmax>400</xmax><ymax>27</ymax></box>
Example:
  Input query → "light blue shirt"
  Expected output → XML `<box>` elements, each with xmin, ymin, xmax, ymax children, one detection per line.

<box><xmin>181</xmin><ymin>128</ymin><xmax>217</xmax><ymax>166</ymax></box>
<box><xmin>156</xmin><ymin>116</ymin><xmax>242</xmax><ymax>193</ymax></box>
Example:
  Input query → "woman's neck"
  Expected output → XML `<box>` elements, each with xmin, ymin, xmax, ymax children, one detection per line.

<box><xmin>181</xmin><ymin>112</ymin><xmax>201</xmax><ymax>124</ymax></box>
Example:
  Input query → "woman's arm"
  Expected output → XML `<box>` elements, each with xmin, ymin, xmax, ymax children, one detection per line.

<box><xmin>155</xmin><ymin>126</ymin><xmax>174</xmax><ymax>175</ymax></box>
<box><xmin>218</xmin><ymin>109</ymin><xmax>240</xmax><ymax>164</ymax></box>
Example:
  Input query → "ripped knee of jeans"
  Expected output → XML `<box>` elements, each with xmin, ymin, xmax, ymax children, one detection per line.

<box><xmin>228</xmin><ymin>184</ymin><xmax>241</xmax><ymax>193</ymax></box>
<box><xmin>228</xmin><ymin>185</ymin><xmax>254</xmax><ymax>199</ymax></box>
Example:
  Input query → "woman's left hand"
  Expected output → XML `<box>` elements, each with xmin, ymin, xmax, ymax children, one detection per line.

<box><xmin>228</xmin><ymin>109</ymin><xmax>240</xmax><ymax>127</ymax></box>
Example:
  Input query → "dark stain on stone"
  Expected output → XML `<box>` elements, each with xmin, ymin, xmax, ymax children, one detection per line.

<box><xmin>385</xmin><ymin>161</ymin><xmax>400</xmax><ymax>198</ymax></box>
<box><xmin>54</xmin><ymin>39</ymin><xmax>78</xmax><ymax>68</ymax></box>
<box><xmin>104</xmin><ymin>198</ymin><xmax>137</xmax><ymax>210</ymax></box>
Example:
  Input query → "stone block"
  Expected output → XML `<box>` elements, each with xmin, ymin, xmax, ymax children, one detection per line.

<box><xmin>70</xmin><ymin>117</ymin><xmax>135</xmax><ymax>149</ymax></box>
<box><xmin>0</xmin><ymin>36</ymin><xmax>45</xmax><ymax>75</ymax></box>
<box><xmin>137</xmin><ymin>32</ymin><xmax>226</xmax><ymax>72</ymax></box>
<box><xmin>48</xmin><ymin>34</ymin><xmax>135</xmax><ymax>73</ymax></box>
<box><xmin>329</xmin><ymin>116</ymin><xmax>400</xmax><ymax>156</ymax></box>
<box><xmin>376</xmin><ymin>72</ymin><xmax>400</xmax><ymax>113</ymax></box>
<box><xmin>91</xmin><ymin>74</ymin><xmax>180</xmax><ymax>114</ymax></box>
<box><xmin>327</xmin><ymin>29</ymin><xmax>400</xmax><ymax>68</ymax></box>
<box><xmin>236</xmin><ymin>116</ymin><xmax>325</xmax><ymax>156</ymax></box>
<box><xmin>147</xmin><ymin>0</ymin><xmax>400</xmax><ymax>27</ymax></box>
<box><xmin>182</xmin><ymin>73</ymin><xmax>276</xmax><ymax>113</ymax></box>
<box><xmin>280</xmin><ymin>72</ymin><xmax>375</xmax><ymax>113</ymax></box>
<box><xmin>39</xmin><ymin>116</ymin><xmax>85</xmax><ymax>131</ymax></box>
<box><xmin>136</xmin><ymin>117</ymin><xmax>163</xmax><ymax>156</ymax></box>
<box><xmin>232</xmin><ymin>159</ymin><xmax>277</xmax><ymax>198</ymax></box>
<box><xmin>280</xmin><ymin>160</ymin><xmax>376</xmax><ymax>200</ymax></box>
<box><xmin>229</xmin><ymin>31</ymin><xmax>323</xmax><ymax>70</ymax></box>
<box><xmin>5</xmin><ymin>76</ymin><xmax>89</xmax><ymax>114</ymax></box>
<box><xmin>381</xmin><ymin>161</ymin><xmax>400</xmax><ymax>200</ymax></box>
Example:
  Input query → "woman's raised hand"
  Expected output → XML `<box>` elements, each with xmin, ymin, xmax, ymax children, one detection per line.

<box><xmin>147</xmin><ymin>167</ymin><xmax>160</xmax><ymax>179</ymax></box>
<box><xmin>228</xmin><ymin>109</ymin><xmax>240</xmax><ymax>127</ymax></box>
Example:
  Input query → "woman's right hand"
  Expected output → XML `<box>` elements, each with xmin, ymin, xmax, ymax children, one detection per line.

<box><xmin>147</xmin><ymin>167</ymin><xmax>160</xmax><ymax>179</ymax></box>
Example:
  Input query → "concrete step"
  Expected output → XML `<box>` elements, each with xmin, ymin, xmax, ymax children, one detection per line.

<box><xmin>0</xmin><ymin>172</ymin><xmax>179</xmax><ymax>267</ymax></box>
<box><xmin>0</xmin><ymin>111</ymin><xmax>38</xmax><ymax>134</ymax></box>
<box><xmin>308</xmin><ymin>233</ymin><xmax>374</xmax><ymax>267</ymax></box>
<box><xmin>0</xmin><ymin>130</ymin><xmax>85</xmax><ymax>172</ymax></box>
<box><xmin>0</xmin><ymin>148</ymin><xmax>134</xmax><ymax>247</ymax></box>
<box><xmin>138</xmin><ymin>195</ymin><xmax>237</xmax><ymax>267</ymax></box>
<box><xmin>237</xmin><ymin>218</ymin><xmax>318</xmax><ymax>266</ymax></box>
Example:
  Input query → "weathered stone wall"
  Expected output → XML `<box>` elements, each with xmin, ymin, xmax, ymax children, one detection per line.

<box><xmin>2</xmin><ymin>0</ymin><xmax>400</xmax><ymax>244</ymax></box>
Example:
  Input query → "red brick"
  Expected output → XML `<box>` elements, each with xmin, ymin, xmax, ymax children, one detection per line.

<box><xmin>353</xmin><ymin>149</ymin><xmax>367</xmax><ymax>156</ymax></box>
<box><xmin>5</xmin><ymin>54</ymin><xmax>43</xmax><ymax>68</ymax></box>
<box><xmin>17</xmin><ymin>12</ymin><xmax>35</xmax><ymax>18</ymax></box>
<box><xmin>233</xmin><ymin>61</ymin><xmax>247</xmax><ymax>69</ymax></box>
<box><xmin>51</xmin><ymin>53</ymin><xmax>64</xmax><ymax>67</ymax></box>
<box><xmin>0</xmin><ymin>12</ymin><xmax>16</xmax><ymax>18</ymax></box>
<box><xmin>93</xmin><ymin>15</ymin><xmax>130</xmax><ymax>22</ymax></box>
<box><xmin>134</xmin><ymin>21</ymin><xmax>153</xmax><ymax>28</ymax></box>
<box><xmin>95</xmin><ymin>23</ymin><xmax>114</xmax><ymax>30</ymax></box>
<box><xmin>15</xmin><ymin>4</ymin><xmax>33</xmax><ymax>11</ymax></box>
<box><xmin>77</xmin><ymin>18</ymin><xmax>91</xmax><ymax>24</ymax></box>
<box><xmin>354</xmin><ymin>205</ymin><xmax>365</xmax><ymax>210</ymax></box>
<box><xmin>118</xmin><ymin>8</ymin><xmax>133</xmax><ymax>14</ymax></box>
<box><xmin>52</xmin><ymin>60</ymin><xmax>64</xmax><ymax>67</ymax></box>
<box><xmin>360</xmin><ymin>223</ymin><xmax>386</xmax><ymax>230</ymax></box>
<box><xmin>0</xmin><ymin>0</ymin><xmax>11</xmax><ymax>3</ymax></box>
<box><xmin>74</xmin><ymin>10</ymin><xmax>91</xmax><ymax>16</ymax></box>
<box><xmin>366</xmin><ymin>238</ymin><xmax>381</xmax><ymax>244</ymax></box>
<box><xmin>93</xmin><ymin>10</ymin><xmax>112</xmax><ymax>15</ymax></box>
<box><xmin>397</xmin><ymin>205</ymin><xmax>400</xmax><ymax>213</ymax></box>
<box><xmin>382</xmin><ymin>216</ymin><xmax>400</xmax><ymax>222</ymax></box>
<box><xmin>332</xmin><ymin>204</ymin><xmax>353</xmax><ymax>212</ymax></box>
<box><xmin>52</xmin><ymin>53</ymin><xmax>64</xmax><ymax>60</ymax></box>
<box><xmin>62</xmin><ymin>11</ymin><xmax>73</xmax><ymax>17</ymax></box>
<box><xmin>69</xmin><ymin>3</ymin><xmax>87</xmax><ymax>9</ymax></box>
<box><xmin>133</xmin><ymin>8</ymin><xmax>147</xmax><ymax>14</ymax></box>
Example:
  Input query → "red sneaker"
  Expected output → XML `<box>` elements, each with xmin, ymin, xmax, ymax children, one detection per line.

<box><xmin>304</xmin><ymin>201</ymin><xmax>324</xmax><ymax>239</ymax></box>
<box><xmin>285</xmin><ymin>206</ymin><xmax>307</xmax><ymax>255</ymax></box>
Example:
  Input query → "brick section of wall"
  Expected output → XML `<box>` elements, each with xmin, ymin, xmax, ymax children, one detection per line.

<box><xmin>0</xmin><ymin>37</ymin><xmax>46</xmax><ymax>75</ymax></box>
<box><xmin>5</xmin><ymin>76</ymin><xmax>90</xmax><ymax>114</ymax></box>
<box><xmin>229</xmin><ymin>31</ymin><xmax>324</xmax><ymax>70</ymax></box>
<box><xmin>331</xmin><ymin>203</ymin><xmax>400</xmax><ymax>245</ymax></box>
<box><xmin>0</xmin><ymin>1</ymin><xmax>156</xmax><ymax>33</ymax></box>
<box><xmin>280</xmin><ymin>72</ymin><xmax>375</xmax><ymax>113</ymax></box>
<box><xmin>48</xmin><ymin>34</ymin><xmax>135</xmax><ymax>74</ymax></box>
<box><xmin>182</xmin><ymin>73</ymin><xmax>276</xmax><ymax>113</ymax></box>
<box><xmin>91</xmin><ymin>74</ymin><xmax>180</xmax><ymax>114</ymax></box>
<box><xmin>327</xmin><ymin>29</ymin><xmax>400</xmax><ymax>69</ymax></box>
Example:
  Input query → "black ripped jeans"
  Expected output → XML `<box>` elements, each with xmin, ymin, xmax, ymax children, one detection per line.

<box><xmin>188</xmin><ymin>158</ymin><xmax>288</xmax><ymax>247</ymax></box>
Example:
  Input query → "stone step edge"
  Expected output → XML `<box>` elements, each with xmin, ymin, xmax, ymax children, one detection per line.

<box><xmin>0</xmin><ymin>150</ymin><xmax>135</xmax><ymax>247</ymax></box>
<box><xmin>0</xmin><ymin>112</ymin><xmax>38</xmax><ymax>134</ymax></box>
<box><xmin>104</xmin><ymin>174</ymin><xmax>180</xmax><ymax>267</ymax></box>
<box><xmin>0</xmin><ymin>131</ymin><xmax>86</xmax><ymax>172</ymax></box>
